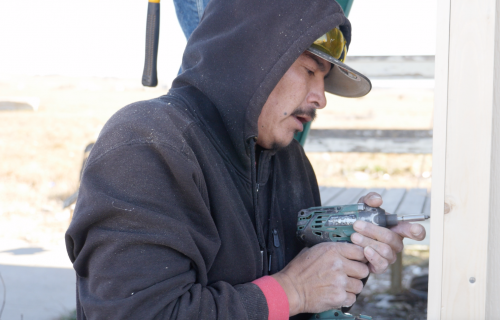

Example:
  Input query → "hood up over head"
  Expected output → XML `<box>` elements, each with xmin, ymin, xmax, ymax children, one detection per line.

<box><xmin>173</xmin><ymin>0</ymin><xmax>352</xmax><ymax>158</ymax></box>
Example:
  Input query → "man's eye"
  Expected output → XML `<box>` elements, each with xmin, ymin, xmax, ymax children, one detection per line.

<box><xmin>307</xmin><ymin>68</ymin><xmax>315</xmax><ymax>76</ymax></box>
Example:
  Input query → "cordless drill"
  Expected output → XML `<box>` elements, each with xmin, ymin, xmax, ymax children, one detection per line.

<box><xmin>296</xmin><ymin>203</ymin><xmax>430</xmax><ymax>320</ymax></box>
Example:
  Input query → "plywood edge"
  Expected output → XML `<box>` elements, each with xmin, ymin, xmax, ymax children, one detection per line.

<box><xmin>486</xmin><ymin>3</ymin><xmax>500</xmax><ymax>315</ymax></box>
<box><xmin>427</xmin><ymin>0</ymin><xmax>451</xmax><ymax>318</ymax></box>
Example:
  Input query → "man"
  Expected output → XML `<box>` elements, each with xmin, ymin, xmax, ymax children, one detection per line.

<box><xmin>65</xmin><ymin>0</ymin><xmax>426</xmax><ymax>319</ymax></box>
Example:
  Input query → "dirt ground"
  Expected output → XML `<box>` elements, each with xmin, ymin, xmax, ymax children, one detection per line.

<box><xmin>349</xmin><ymin>246</ymin><xmax>429</xmax><ymax>320</ymax></box>
<box><xmin>1</xmin><ymin>75</ymin><xmax>433</xmax><ymax>318</ymax></box>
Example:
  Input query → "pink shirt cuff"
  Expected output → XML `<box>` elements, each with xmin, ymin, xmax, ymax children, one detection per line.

<box><xmin>252</xmin><ymin>276</ymin><xmax>289</xmax><ymax>320</ymax></box>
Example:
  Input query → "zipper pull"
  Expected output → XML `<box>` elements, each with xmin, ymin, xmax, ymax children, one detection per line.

<box><xmin>260</xmin><ymin>250</ymin><xmax>264</xmax><ymax>273</ymax></box>
<box><xmin>256</xmin><ymin>183</ymin><xmax>260</xmax><ymax>193</ymax></box>
<box><xmin>272</xmin><ymin>229</ymin><xmax>280</xmax><ymax>247</ymax></box>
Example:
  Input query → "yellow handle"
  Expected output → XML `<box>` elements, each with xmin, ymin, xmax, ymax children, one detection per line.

<box><xmin>148</xmin><ymin>0</ymin><xmax>160</xmax><ymax>3</ymax></box>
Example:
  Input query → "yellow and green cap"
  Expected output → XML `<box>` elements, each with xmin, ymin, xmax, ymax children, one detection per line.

<box><xmin>307</xmin><ymin>27</ymin><xmax>372</xmax><ymax>98</ymax></box>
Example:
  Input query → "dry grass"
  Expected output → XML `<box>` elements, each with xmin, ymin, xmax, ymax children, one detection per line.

<box><xmin>308</xmin><ymin>152</ymin><xmax>432</xmax><ymax>190</ymax></box>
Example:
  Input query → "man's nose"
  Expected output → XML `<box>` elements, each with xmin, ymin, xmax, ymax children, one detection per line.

<box><xmin>307</xmin><ymin>79</ymin><xmax>327</xmax><ymax>109</ymax></box>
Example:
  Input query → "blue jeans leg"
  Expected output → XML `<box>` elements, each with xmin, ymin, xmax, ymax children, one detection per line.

<box><xmin>173</xmin><ymin>0</ymin><xmax>211</xmax><ymax>74</ymax></box>
<box><xmin>173</xmin><ymin>0</ymin><xmax>210</xmax><ymax>40</ymax></box>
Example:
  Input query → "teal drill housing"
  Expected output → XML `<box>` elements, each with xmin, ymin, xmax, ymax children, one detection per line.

<box><xmin>297</xmin><ymin>203</ymin><xmax>397</xmax><ymax>245</ymax></box>
<box><xmin>296</xmin><ymin>203</ymin><xmax>429</xmax><ymax>320</ymax></box>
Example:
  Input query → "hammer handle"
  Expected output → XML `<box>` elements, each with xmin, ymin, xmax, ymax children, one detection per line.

<box><xmin>142</xmin><ymin>0</ymin><xmax>160</xmax><ymax>87</ymax></box>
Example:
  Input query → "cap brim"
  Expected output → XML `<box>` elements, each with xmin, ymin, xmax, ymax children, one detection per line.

<box><xmin>307</xmin><ymin>47</ymin><xmax>372</xmax><ymax>98</ymax></box>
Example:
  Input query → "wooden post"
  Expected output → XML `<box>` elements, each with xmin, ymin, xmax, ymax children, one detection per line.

<box><xmin>390</xmin><ymin>252</ymin><xmax>402</xmax><ymax>294</ymax></box>
<box><xmin>428</xmin><ymin>0</ymin><xmax>500</xmax><ymax>318</ymax></box>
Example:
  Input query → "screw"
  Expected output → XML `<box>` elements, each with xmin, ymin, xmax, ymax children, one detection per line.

<box><xmin>469</xmin><ymin>277</ymin><xmax>476</xmax><ymax>283</ymax></box>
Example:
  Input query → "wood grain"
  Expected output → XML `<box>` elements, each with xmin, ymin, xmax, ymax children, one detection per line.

<box><xmin>486</xmin><ymin>3</ymin><xmax>500</xmax><ymax>317</ymax></box>
<box><xmin>427</xmin><ymin>0</ymin><xmax>451</xmax><ymax>316</ymax></box>
<box><xmin>429</xmin><ymin>0</ymin><xmax>500</xmax><ymax>318</ymax></box>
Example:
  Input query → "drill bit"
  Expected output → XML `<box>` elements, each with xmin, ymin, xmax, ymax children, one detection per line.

<box><xmin>397</xmin><ymin>214</ymin><xmax>430</xmax><ymax>222</ymax></box>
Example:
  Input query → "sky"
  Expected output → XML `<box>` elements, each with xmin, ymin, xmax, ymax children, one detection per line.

<box><xmin>0</xmin><ymin>0</ymin><xmax>437</xmax><ymax>84</ymax></box>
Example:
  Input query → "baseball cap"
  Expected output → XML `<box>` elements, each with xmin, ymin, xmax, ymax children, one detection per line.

<box><xmin>307</xmin><ymin>27</ymin><xmax>372</xmax><ymax>98</ymax></box>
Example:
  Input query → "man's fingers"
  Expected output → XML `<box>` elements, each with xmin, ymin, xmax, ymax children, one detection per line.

<box><xmin>358</xmin><ymin>192</ymin><xmax>383</xmax><ymax>208</ymax></box>
<box><xmin>342</xmin><ymin>258</ymin><xmax>370</xmax><ymax>280</ymax></box>
<box><xmin>364</xmin><ymin>246</ymin><xmax>389</xmax><ymax>274</ymax></box>
<box><xmin>345</xmin><ymin>277</ymin><xmax>364</xmax><ymax>295</ymax></box>
<box><xmin>342</xmin><ymin>293</ymin><xmax>357</xmax><ymax>308</ymax></box>
<box><xmin>353</xmin><ymin>220</ymin><xmax>404</xmax><ymax>253</ymax></box>
<box><xmin>350</xmin><ymin>232</ymin><xmax>396</xmax><ymax>264</ymax></box>
<box><xmin>332</xmin><ymin>242</ymin><xmax>367</xmax><ymax>263</ymax></box>
<box><xmin>389</xmin><ymin>221</ymin><xmax>426</xmax><ymax>241</ymax></box>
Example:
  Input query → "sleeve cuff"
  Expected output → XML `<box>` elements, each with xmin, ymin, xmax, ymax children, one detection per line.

<box><xmin>252</xmin><ymin>276</ymin><xmax>289</xmax><ymax>320</ymax></box>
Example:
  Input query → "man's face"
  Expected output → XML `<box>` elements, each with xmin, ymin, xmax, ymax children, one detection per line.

<box><xmin>256</xmin><ymin>52</ymin><xmax>331</xmax><ymax>150</ymax></box>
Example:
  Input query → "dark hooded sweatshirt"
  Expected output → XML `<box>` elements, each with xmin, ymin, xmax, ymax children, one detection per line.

<box><xmin>65</xmin><ymin>0</ymin><xmax>353</xmax><ymax>319</ymax></box>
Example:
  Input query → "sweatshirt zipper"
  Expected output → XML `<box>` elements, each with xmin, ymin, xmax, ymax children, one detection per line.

<box><xmin>249</xmin><ymin>138</ymin><xmax>266</xmax><ymax>277</ymax></box>
<box><xmin>272</xmin><ymin>229</ymin><xmax>280</xmax><ymax>247</ymax></box>
<box><xmin>272</xmin><ymin>228</ymin><xmax>284</xmax><ymax>271</ymax></box>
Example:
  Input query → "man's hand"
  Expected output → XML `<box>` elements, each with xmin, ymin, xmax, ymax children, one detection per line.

<box><xmin>271</xmin><ymin>242</ymin><xmax>369</xmax><ymax>316</ymax></box>
<box><xmin>351</xmin><ymin>192</ymin><xmax>427</xmax><ymax>274</ymax></box>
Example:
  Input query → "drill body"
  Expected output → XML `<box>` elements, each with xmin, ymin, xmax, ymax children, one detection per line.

<box><xmin>296</xmin><ymin>203</ymin><xmax>428</xmax><ymax>320</ymax></box>
<box><xmin>297</xmin><ymin>203</ymin><xmax>397</xmax><ymax>245</ymax></box>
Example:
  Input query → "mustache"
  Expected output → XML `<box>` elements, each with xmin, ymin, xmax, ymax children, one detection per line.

<box><xmin>290</xmin><ymin>107</ymin><xmax>317</xmax><ymax>122</ymax></box>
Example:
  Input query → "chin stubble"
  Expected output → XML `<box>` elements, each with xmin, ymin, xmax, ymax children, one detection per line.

<box><xmin>271</xmin><ymin>108</ymin><xmax>316</xmax><ymax>151</ymax></box>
